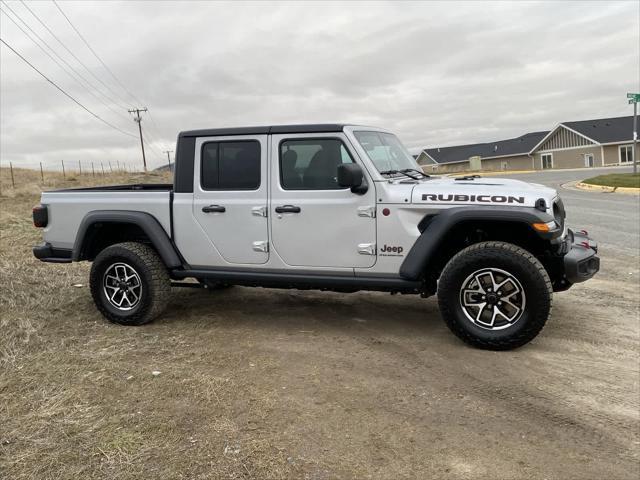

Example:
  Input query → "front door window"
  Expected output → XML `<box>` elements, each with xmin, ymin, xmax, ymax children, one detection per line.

<box><xmin>279</xmin><ymin>138</ymin><xmax>353</xmax><ymax>190</ymax></box>
<box><xmin>541</xmin><ymin>154</ymin><xmax>553</xmax><ymax>169</ymax></box>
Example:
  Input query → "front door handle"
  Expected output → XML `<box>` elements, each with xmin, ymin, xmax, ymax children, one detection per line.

<box><xmin>275</xmin><ymin>205</ymin><xmax>301</xmax><ymax>214</ymax></box>
<box><xmin>202</xmin><ymin>204</ymin><xmax>226</xmax><ymax>213</ymax></box>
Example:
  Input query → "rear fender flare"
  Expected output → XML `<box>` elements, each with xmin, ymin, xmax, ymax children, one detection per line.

<box><xmin>72</xmin><ymin>210</ymin><xmax>182</xmax><ymax>268</ymax></box>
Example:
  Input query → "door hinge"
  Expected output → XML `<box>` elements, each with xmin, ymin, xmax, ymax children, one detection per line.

<box><xmin>252</xmin><ymin>206</ymin><xmax>268</xmax><ymax>217</ymax></box>
<box><xmin>357</xmin><ymin>243</ymin><xmax>376</xmax><ymax>255</ymax></box>
<box><xmin>357</xmin><ymin>206</ymin><xmax>376</xmax><ymax>218</ymax></box>
<box><xmin>252</xmin><ymin>240</ymin><xmax>269</xmax><ymax>253</ymax></box>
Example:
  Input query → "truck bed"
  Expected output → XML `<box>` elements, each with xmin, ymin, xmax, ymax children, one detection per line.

<box><xmin>40</xmin><ymin>186</ymin><xmax>173</xmax><ymax>250</ymax></box>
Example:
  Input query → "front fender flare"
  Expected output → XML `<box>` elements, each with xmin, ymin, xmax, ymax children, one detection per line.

<box><xmin>399</xmin><ymin>206</ymin><xmax>558</xmax><ymax>280</ymax></box>
<box><xmin>72</xmin><ymin>210</ymin><xmax>182</xmax><ymax>268</ymax></box>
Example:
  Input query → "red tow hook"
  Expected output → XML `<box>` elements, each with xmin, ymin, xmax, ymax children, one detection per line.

<box><xmin>580</xmin><ymin>241</ymin><xmax>590</xmax><ymax>249</ymax></box>
<box><xmin>580</xmin><ymin>229</ymin><xmax>589</xmax><ymax>236</ymax></box>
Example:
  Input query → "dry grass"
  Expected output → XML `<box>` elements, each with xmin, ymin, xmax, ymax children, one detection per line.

<box><xmin>0</xmin><ymin>168</ymin><xmax>295</xmax><ymax>479</ymax></box>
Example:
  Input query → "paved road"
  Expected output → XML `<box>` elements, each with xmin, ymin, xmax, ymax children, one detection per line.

<box><xmin>496</xmin><ymin>166</ymin><xmax>639</xmax><ymax>257</ymax></box>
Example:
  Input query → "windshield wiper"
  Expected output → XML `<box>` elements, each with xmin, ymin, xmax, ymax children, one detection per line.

<box><xmin>401</xmin><ymin>168</ymin><xmax>429</xmax><ymax>178</ymax></box>
<box><xmin>379</xmin><ymin>169</ymin><xmax>428</xmax><ymax>180</ymax></box>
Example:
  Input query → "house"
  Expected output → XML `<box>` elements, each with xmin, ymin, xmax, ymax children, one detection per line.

<box><xmin>416</xmin><ymin>131</ymin><xmax>548</xmax><ymax>173</ymax></box>
<box><xmin>529</xmin><ymin>116</ymin><xmax>638</xmax><ymax>169</ymax></box>
<box><xmin>416</xmin><ymin>115</ymin><xmax>638</xmax><ymax>172</ymax></box>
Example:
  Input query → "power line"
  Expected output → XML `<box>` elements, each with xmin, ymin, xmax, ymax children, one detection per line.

<box><xmin>140</xmin><ymin>125</ymin><xmax>168</xmax><ymax>152</ymax></box>
<box><xmin>0</xmin><ymin>38</ymin><xmax>138</xmax><ymax>138</ymax></box>
<box><xmin>142</xmin><ymin>131</ymin><xmax>166</xmax><ymax>161</ymax></box>
<box><xmin>1</xmin><ymin>0</ymin><xmax>126</xmax><ymax>114</ymax></box>
<box><xmin>0</xmin><ymin>2</ymin><xmax>131</xmax><ymax>124</ymax></box>
<box><xmin>145</xmin><ymin>108</ymin><xmax>167</xmax><ymax>145</ymax></box>
<box><xmin>19</xmin><ymin>0</ymin><xmax>132</xmax><ymax>111</ymax></box>
<box><xmin>52</xmin><ymin>0</ymin><xmax>144</xmax><ymax>106</ymax></box>
<box><xmin>50</xmin><ymin>0</ymin><xmax>169</xmax><ymax>154</ymax></box>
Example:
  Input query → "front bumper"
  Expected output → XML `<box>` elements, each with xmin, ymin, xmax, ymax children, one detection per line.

<box><xmin>562</xmin><ymin>229</ymin><xmax>600</xmax><ymax>284</ymax></box>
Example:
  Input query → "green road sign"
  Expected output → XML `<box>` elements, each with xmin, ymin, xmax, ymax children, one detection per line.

<box><xmin>627</xmin><ymin>93</ymin><xmax>640</xmax><ymax>101</ymax></box>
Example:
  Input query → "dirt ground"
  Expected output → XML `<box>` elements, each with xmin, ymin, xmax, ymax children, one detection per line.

<box><xmin>1</xmin><ymin>168</ymin><xmax>638</xmax><ymax>479</ymax></box>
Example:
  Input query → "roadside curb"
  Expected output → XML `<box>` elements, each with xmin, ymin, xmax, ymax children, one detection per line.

<box><xmin>575</xmin><ymin>182</ymin><xmax>640</xmax><ymax>195</ymax></box>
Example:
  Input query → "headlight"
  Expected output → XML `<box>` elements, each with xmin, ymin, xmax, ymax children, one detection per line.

<box><xmin>532</xmin><ymin>221</ymin><xmax>558</xmax><ymax>233</ymax></box>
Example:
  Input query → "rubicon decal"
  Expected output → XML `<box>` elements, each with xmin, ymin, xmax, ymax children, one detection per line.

<box><xmin>421</xmin><ymin>194</ymin><xmax>525</xmax><ymax>204</ymax></box>
<box><xmin>380</xmin><ymin>244</ymin><xmax>404</xmax><ymax>256</ymax></box>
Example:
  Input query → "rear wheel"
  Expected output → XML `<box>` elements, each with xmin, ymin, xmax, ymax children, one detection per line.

<box><xmin>90</xmin><ymin>242</ymin><xmax>170</xmax><ymax>325</ymax></box>
<box><xmin>437</xmin><ymin>241</ymin><xmax>552</xmax><ymax>350</ymax></box>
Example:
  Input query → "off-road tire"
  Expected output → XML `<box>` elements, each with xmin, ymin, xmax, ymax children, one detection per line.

<box><xmin>90</xmin><ymin>242</ymin><xmax>170</xmax><ymax>326</ymax></box>
<box><xmin>437</xmin><ymin>241</ymin><xmax>552</xmax><ymax>350</ymax></box>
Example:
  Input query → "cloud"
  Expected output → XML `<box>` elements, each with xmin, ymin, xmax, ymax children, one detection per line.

<box><xmin>1</xmin><ymin>0</ymin><xmax>638</xmax><ymax>168</ymax></box>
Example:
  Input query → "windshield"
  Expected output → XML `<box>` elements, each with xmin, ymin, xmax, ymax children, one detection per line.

<box><xmin>353</xmin><ymin>131</ymin><xmax>421</xmax><ymax>174</ymax></box>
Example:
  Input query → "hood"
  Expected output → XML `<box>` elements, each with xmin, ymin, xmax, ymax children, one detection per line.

<box><xmin>411</xmin><ymin>177</ymin><xmax>557</xmax><ymax>209</ymax></box>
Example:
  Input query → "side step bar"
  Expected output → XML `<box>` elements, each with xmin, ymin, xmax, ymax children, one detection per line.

<box><xmin>171</xmin><ymin>269</ymin><xmax>422</xmax><ymax>293</ymax></box>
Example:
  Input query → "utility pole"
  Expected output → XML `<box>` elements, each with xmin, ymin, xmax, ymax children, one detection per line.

<box><xmin>164</xmin><ymin>150</ymin><xmax>173</xmax><ymax>173</ymax></box>
<box><xmin>128</xmin><ymin>107</ymin><xmax>148</xmax><ymax>172</ymax></box>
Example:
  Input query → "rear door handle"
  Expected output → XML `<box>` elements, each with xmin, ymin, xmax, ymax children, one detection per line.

<box><xmin>202</xmin><ymin>204</ymin><xmax>226</xmax><ymax>213</ymax></box>
<box><xmin>275</xmin><ymin>205</ymin><xmax>301</xmax><ymax>213</ymax></box>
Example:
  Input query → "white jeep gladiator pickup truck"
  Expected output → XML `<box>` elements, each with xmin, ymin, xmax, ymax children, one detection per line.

<box><xmin>32</xmin><ymin>124</ymin><xmax>599</xmax><ymax>350</ymax></box>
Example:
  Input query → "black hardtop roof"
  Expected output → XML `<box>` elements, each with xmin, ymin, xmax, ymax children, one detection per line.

<box><xmin>178</xmin><ymin>124</ymin><xmax>348</xmax><ymax>138</ymax></box>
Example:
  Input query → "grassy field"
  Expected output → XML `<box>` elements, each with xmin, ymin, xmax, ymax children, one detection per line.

<box><xmin>582</xmin><ymin>173</ymin><xmax>640</xmax><ymax>188</ymax></box>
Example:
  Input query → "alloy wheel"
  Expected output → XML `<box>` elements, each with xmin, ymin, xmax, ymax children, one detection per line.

<box><xmin>102</xmin><ymin>262</ymin><xmax>143</xmax><ymax>311</ymax></box>
<box><xmin>459</xmin><ymin>267</ymin><xmax>526</xmax><ymax>330</ymax></box>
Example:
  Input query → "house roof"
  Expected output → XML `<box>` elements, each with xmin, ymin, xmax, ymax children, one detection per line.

<box><xmin>422</xmin><ymin>131</ymin><xmax>548</xmax><ymax>164</ymax></box>
<box><xmin>561</xmin><ymin>116</ymin><xmax>634</xmax><ymax>144</ymax></box>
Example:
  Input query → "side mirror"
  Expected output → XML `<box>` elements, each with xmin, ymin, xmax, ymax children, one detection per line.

<box><xmin>337</xmin><ymin>163</ymin><xmax>368</xmax><ymax>194</ymax></box>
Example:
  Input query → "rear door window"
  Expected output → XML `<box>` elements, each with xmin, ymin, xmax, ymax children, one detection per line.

<box><xmin>201</xmin><ymin>141</ymin><xmax>260</xmax><ymax>190</ymax></box>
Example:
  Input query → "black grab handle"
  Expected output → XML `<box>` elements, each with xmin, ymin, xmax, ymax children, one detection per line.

<box><xmin>275</xmin><ymin>205</ymin><xmax>301</xmax><ymax>214</ymax></box>
<box><xmin>202</xmin><ymin>205</ymin><xmax>226</xmax><ymax>213</ymax></box>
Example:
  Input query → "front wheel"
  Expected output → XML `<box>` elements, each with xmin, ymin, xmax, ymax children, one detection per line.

<box><xmin>437</xmin><ymin>241</ymin><xmax>552</xmax><ymax>350</ymax></box>
<box><xmin>90</xmin><ymin>242</ymin><xmax>170</xmax><ymax>325</ymax></box>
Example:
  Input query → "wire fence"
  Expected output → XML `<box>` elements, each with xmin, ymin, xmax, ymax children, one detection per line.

<box><xmin>4</xmin><ymin>160</ymin><xmax>169</xmax><ymax>188</ymax></box>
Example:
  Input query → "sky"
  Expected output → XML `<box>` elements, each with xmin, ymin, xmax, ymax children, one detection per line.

<box><xmin>1</xmin><ymin>0</ymin><xmax>639</xmax><ymax>170</ymax></box>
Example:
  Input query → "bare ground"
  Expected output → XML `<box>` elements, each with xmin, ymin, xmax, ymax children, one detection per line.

<box><xmin>1</xmin><ymin>168</ymin><xmax>639</xmax><ymax>479</ymax></box>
